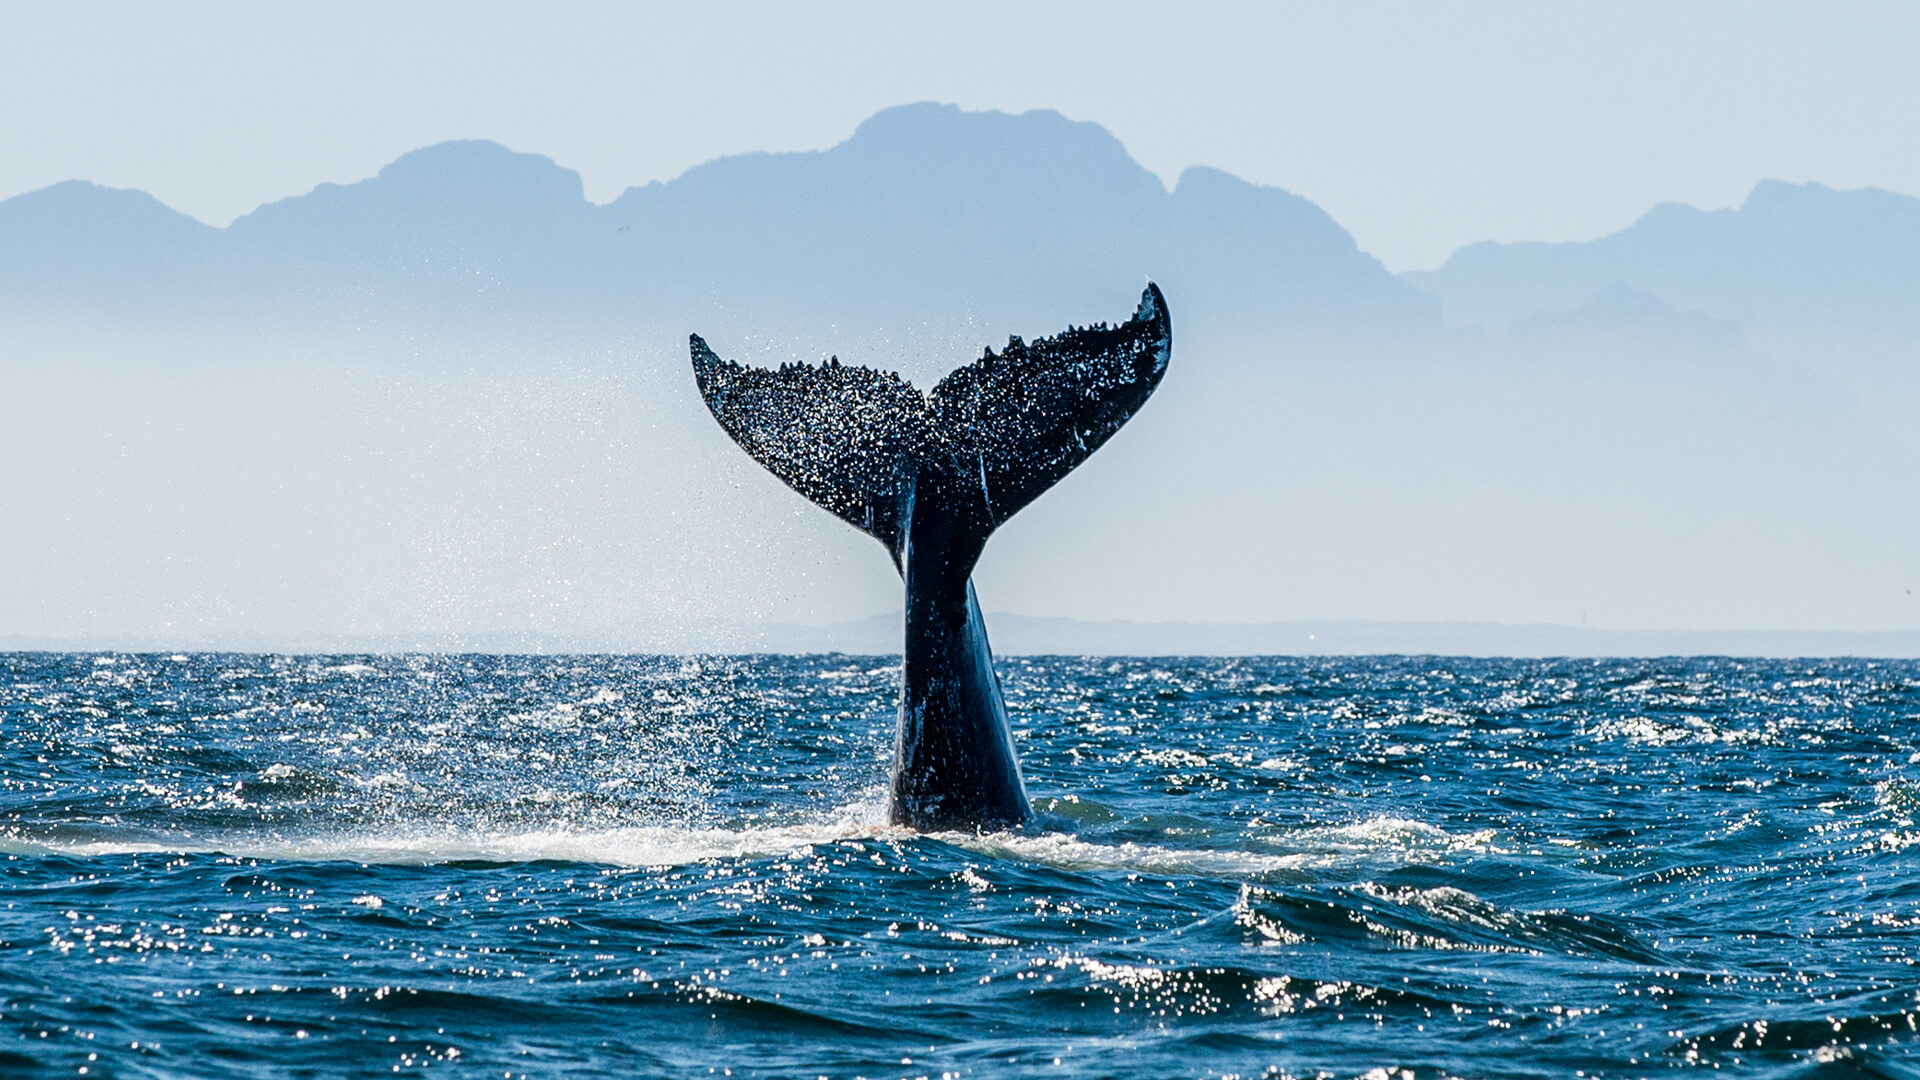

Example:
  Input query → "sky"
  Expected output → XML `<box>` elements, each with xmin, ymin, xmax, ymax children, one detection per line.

<box><xmin>4</xmin><ymin>1</ymin><xmax>1918</xmax><ymax>271</ymax></box>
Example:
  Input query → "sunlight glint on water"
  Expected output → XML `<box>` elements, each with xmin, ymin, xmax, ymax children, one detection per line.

<box><xmin>2</xmin><ymin>653</ymin><xmax>1918</xmax><ymax>1078</ymax></box>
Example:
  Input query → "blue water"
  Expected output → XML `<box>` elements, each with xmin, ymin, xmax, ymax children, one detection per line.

<box><xmin>3</xmin><ymin>654</ymin><xmax>1918</xmax><ymax>1078</ymax></box>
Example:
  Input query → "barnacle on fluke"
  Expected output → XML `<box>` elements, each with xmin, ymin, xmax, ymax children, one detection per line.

<box><xmin>691</xmin><ymin>284</ymin><xmax>1172</xmax><ymax>829</ymax></box>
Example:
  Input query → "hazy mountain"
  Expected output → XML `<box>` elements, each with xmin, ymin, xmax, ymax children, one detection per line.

<box><xmin>1506</xmin><ymin>282</ymin><xmax>1750</xmax><ymax>358</ymax></box>
<box><xmin>223</xmin><ymin>140</ymin><xmax>604</xmax><ymax>310</ymax></box>
<box><xmin>9</xmin><ymin>109</ymin><xmax>1914</xmax><ymax>349</ymax></box>
<box><xmin>0</xmin><ymin>103</ymin><xmax>1435</xmax><ymax>338</ymax></box>
<box><xmin>0</xmin><ymin>181</ymin><xmax>221</xmax><ymax>308</ymax></box>
<box><xmin>4</xmin><ymin>106</ymin><xmax>1917</xmax><ymax>648</ymax></box>
<box><xmin>596</xmin><ymin>105</ymin><xmax>1435</xmax><ymax>335</ymax></box>
<box><xmin>1405</xmin><ymin>180</ymin><xmax>1920</xmax><ymax>341</ymax></box>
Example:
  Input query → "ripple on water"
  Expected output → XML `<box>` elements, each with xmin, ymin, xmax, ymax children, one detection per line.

<box><xmin>2</xmin><ymin>653</ymin><xmax>1919</xmax><ymax>1077</ymax></box>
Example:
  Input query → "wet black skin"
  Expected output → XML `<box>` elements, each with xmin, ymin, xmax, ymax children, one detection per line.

<box><xmin>890</xmin><ymin>460</ymin><xmax>1028</xmax><ymax>829</ymax></box>
<box><xmin>691</xmin><ymin>284</ymin><xmax>1171</xmax><ymax>830</ymax></box>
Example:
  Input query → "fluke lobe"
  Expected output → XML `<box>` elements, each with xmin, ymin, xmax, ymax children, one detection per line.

<box><xmin>691</xmin><ymin>285</ymin><xmax>1172</xmax><ymax>830</ymax></box>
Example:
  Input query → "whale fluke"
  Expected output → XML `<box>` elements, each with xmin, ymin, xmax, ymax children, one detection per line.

<box><xmin>692</xmin><ymin>283</ymin><xmax>1172</xmax><ymax>829</ymax></box>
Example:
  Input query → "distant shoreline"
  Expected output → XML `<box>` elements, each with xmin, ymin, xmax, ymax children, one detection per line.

<box><xmin>7</xmin><ymin>615</ymin><xmax>1920</xmax><ymax>659</ymax></box>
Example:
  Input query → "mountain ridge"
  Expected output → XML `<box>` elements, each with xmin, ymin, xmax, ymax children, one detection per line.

<box><xmin>0</xmin><ymin>103</ymin><xmax>1433</xmax><ymax>336</ymax></box>
<box><xmin>1405</xmin><ymin>178</ymin><xmax>1920</xmax><ymax>340</ymax></box>
<box><xmin>9</xmin><ymin>110</ymin><xmax>1917</xmax><ymax>350</ymax></box>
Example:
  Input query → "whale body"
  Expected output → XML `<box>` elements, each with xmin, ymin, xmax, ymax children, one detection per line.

<box><xmin>691</xmin><ymin>284</ymin><xmax>1172</xmax><ymax>830</ymax></box>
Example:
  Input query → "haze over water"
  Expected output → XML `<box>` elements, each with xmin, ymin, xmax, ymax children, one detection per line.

<box><xmin>6</xmin><ymin>104</ymin><xmax>1919</xmax><ymax>647</ymax></box>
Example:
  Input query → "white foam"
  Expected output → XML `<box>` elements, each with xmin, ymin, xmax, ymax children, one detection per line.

<box><xmin>950</xmin><ymin>832</ymin><xmax>1319</xmax><ymax>877</ymax></box>
<box><xmin>0</xmin><ymin>811</ymin><xmax>1490</xmax><ymax>876</ymax></box>
<box><xmin>947</xmin><ymin>815</ymin><xmax>1494</xmax><ymax>879</ymax></box>
<box><xmin>0</xmin><ymin>796</ymin><xmax>898</xmax><ymax>867</ymax></box>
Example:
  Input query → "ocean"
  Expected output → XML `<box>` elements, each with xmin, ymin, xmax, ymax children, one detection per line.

<box><xmin>3</xmin><ymin>652</ymin><xmax>1917</xmax><ymax>1078</ymax></box>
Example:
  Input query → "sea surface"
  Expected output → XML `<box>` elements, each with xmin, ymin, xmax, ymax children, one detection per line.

<box><xmin>3</xmin><ymin>653</ymin><xmax>1919</xmax><ymax>1079</ymax></box>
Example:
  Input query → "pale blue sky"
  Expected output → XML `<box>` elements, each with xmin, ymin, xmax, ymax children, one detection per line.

<box><xmin>3</xmin><ymin>0</ymin><xmax>1917</xmax><ymax>271</ymax></box>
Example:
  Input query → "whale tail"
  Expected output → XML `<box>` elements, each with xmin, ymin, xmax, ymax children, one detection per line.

<box><xmin>690</xmin><ymin>284</ymin><xmax>1171</xmax><ymax>830</ymax></box>
<box><xmin>690</xmin><ymin>283</ymin><xmax>1171</xmax><ymax>561</ymax></box>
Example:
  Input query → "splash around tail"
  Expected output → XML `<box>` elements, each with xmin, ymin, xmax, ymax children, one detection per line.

<box><xmin>692</xmin><ymin>284</ymin><xmax>1172</xmax><ymax>830</ymax></box>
